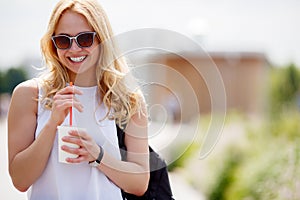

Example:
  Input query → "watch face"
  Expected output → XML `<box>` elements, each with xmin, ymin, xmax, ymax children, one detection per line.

<box><xmin>89</xmin><ymin>161</ymin><xmax>99</xmax><ymax>167</ymax></box>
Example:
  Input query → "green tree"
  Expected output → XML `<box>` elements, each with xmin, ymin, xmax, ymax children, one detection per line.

<box><xmin>0</xmin><ymin>67</ymin><xmax>28</xmax><ymax>94</ymax></box>
<box><xmin>269</xmin><ymin>63</ymin><xmax>300</xmax><ymax>117</ymax></box>
<box><xmin>0</xmin><ymin>70</ymin><xmax>5</xmax><ymax>94</ymax></box>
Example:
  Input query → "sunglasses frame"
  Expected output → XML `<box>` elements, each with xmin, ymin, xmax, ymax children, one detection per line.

<box><xmin>51</xmin><ymin>31</ymin><xmax>97</xmax><ymax>50</ymax></box>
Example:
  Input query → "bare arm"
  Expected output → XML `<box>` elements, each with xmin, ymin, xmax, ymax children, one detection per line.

<box><xmin>8</xmin><ymin>80</ymin><xmax>56</xmax><ymax>192</ymax></box>
<box><xmin>100</xmin><ymin>107</ymin><xmax>150</xmax><ymax>195</ymax></box>
<box><xmin>8</xmin><ymin>80</ymin><xmax>83</xmax><ymax>192</ymax></box>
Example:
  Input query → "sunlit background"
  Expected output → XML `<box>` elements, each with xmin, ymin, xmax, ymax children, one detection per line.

<box><xmin>1</xmin><ymin>0</ymin><xmax>300</xmax><ymax>68</ymax></box>
<box><xmin>1</xmin><ymin>0</ymin><xmax>300</xmax><ymax>199</ymax></box>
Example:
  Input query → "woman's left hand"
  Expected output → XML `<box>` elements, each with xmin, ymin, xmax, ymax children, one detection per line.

<box><xmin>61</xmin><ymin>129</ymin><xmax>100</xmax><ymax>163</ymax></box>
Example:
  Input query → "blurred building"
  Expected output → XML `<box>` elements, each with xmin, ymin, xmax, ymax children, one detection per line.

<box><xmin>144</xmin><ymin>51</ymin><xmax>270</xmax><ymax>122</ymax></box>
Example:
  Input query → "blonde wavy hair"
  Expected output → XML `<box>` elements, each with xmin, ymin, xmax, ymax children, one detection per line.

<box><xmin>39</xmin><ymin>0</ymin><xmax>143</xmax><ymax>127</ymax></box>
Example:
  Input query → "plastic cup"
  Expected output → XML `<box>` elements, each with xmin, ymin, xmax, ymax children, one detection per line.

<box><xmin>57</xmin><ymin>126</ymin><xmax>85</xmax><ymax>164</ymax></box>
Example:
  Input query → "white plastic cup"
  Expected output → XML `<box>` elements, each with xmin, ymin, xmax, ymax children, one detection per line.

<box><xmin>57</xmin><ymin>126</ymin><xmax>85</xmax><ymax>164</ymax></box>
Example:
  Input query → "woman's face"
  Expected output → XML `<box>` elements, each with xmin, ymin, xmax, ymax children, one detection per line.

<box><xmin>54</xmin><ymin>10</ymin><xmax>100</xmax><ymax>82</ymax></box>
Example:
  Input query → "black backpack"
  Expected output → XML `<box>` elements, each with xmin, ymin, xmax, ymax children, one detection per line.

<box><xmin>116</xmin><ymin>125</ymin><xmax>175</xmax><ymax>200</ymax></box>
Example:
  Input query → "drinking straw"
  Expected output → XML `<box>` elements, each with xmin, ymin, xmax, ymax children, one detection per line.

<box><xmin>69</xmin><ymin>82</ymin><xmax>73</xmax><ymax>126</ymax></box>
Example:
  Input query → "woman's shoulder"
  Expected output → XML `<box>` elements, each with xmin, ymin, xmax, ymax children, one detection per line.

<box><xmin>9</xmin><ymin>79</ymin><xmax>39</xmax><ymax>114</ymax></box>
<box><xmin>11</xmin><ymin>79</ymin><xmax>39</xmax><ymax>98</ymax></box>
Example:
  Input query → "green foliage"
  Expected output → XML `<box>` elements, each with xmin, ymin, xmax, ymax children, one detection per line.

<box><xmin>184</xmin><ymin>64</ymin><xmax>300</xmax><ymax>200</ymax></box>
<box><xmin>206</xmin><ymin>111</ymin><xmax>300</xmax><ymax>200</ymax></box>
<box><xmin>268</xmin><ymin>63</ymin><xmax>300</xmax><ymax>117</ymax></box>
<box><xmin>0</xmin><ymin>67</ymin><xmax>28</xmax><ymax>94</ymax></box>
<box><xmin>168</xmin><ymin>142</ymin><xmax>199</xmax><ymax>172</ymax></box>
<box><xmin>269</xmin><ymin>111</ymin><xmax>300</xmax><ymax>139</ymax></box>
<box><xmin>0</xmin><ymin>71</ymin><xmax>5</xmax><ymax>94</ymax></box>
<box><xmin>208</xmin><ymin>147</ymin><xmax>243</xmax><ymax>200</ymax></box>
<box><xmin>228</xmin><ymin>133</ymin><xmax>300</xmax><ymax>199</ymax></box>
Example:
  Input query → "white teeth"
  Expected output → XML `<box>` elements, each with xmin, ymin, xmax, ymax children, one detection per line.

<box><xmin>70</xmin><ymin>56</ymin><xmax>86</xmax><ymax>62</ymax></box>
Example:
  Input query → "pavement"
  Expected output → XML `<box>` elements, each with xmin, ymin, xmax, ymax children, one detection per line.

<box><xmin>0</xmin><ymin>117</ymin><xmax>204</xmax><ymax>200</ymax></box>
<box><xmin>0</xmin><ymin>118</ymin><xmax>27</xmax><ymax>199</ymax></box>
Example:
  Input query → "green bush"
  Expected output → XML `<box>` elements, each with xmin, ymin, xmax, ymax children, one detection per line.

<box><xmin>227</xmin><ymin>137</ymin><xmax>300</xmax><ymax>200</ymax></box>
<box><xmin>168</xmin><ymin>142</ymin><xmax>200</xmax><ymax>172</ymax></box>
<box><xmin>208</xmin><ymin>112</ymin><xmax>300</xmax><ymax>199</ymax></box>
<box><xmin>208</xmin><ymin>147</ymin><xmax>243</xmax><ymax>200</ymax></box>
<box><xmin>268</xmin><ymin>63</ymin><xmax>300</xmax><ymax>118</ymax></box>
<box><xmin>188</xmin><ymin>64</ymin><xmax>300</xmax><ymax>200</ymax></box>
<box><xmin>269</xmin><ymin>111</ymin><xmax>300</xmax><ymax>140</ymax></box>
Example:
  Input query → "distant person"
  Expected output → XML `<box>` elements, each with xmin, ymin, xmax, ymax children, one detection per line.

<box><xmin>7</xmin><ymin>0</ymin><xmax>149</xmax><ymax>199</ymax></box>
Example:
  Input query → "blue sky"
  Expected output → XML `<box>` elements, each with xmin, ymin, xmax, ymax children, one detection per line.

<box><xmin>0</xmin><ymin>0</ymin><xmax>300</xmax><ymax>68</ymax></box>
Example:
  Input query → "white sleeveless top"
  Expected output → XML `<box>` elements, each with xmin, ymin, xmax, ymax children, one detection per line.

<box><xmin>28</xmin><ymin>82</ymin><xmax>123</xmax><ymax>200</ymax></box>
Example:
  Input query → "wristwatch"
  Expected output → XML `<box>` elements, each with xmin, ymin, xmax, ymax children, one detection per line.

<box><xmin>89</xmin><ymin>145</ymin><xmax>104</xmax><ymax>167</ymax></box>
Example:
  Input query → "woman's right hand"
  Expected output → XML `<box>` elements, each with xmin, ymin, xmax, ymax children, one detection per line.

<box><xmin>50</xmin><ymin>85</ymin><xmax>84</xmax><ymax>126</ymax></box>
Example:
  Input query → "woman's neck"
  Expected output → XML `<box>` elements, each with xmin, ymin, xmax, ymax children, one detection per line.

<box><xmin>70</xmin><ymin>76</ymin><xmax>97</xmax><ymax>87</ymax></box>
<box><xmin>68</xmin><ymin>69</ymin><xmax>97</xmax><ymax>87</ymax></box>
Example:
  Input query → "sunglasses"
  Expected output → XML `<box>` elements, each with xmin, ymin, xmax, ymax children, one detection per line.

<box><xmin>51</xmin><ymin>31</ymin><xmax>97</xmax><ymax>50</ymax></box>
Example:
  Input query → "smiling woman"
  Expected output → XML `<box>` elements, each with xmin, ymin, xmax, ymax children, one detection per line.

<box><xmin>49</xmin><ymin>10</ymin><xmax>101</xmax><ymax>82</ymax></box>
<box><xmin>7</xmin><ymin>0</ymin><xmax>149</xmax><ymax>200</ymax></box>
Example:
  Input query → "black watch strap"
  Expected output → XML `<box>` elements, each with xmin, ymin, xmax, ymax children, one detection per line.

<box><xmin>89</xmin><ymin>145</ymin><xmax>104</xmax><ymax>166</ymax></box>
<box><xmin>95</xmin><ymin>145</ymin><xmax>104</xmax><ymax>164</ymax></box>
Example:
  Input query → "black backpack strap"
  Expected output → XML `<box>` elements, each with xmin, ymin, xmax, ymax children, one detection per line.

<box><xmin>147</xmin><ymin>146</ymin><xmax>162</xmax><ymax>199</ymax></box>
<box><xmin>148</xmin><ymin>146</ymin><xmax>174</xmax><ymax>200</ymax></box>
<box><xmin>116</xmin><ymin>125</ymin><xmax>127</xmax><ymax>161</ymax></box>
<box><xmin>116</xmin><ymin>124</ymin><xmax>174</xmax><ymax>200</ymax></box>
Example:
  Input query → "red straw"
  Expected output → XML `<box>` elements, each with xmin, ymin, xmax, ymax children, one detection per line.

<box><xmin>69</xmin><ymin>82</ymin><xmax>73</xmax><ymax>126</ymax></box>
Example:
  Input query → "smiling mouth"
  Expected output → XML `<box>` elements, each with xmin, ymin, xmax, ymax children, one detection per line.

<box><xmin>69</xmin><ymin>56</ymin><xmax>86</xmax><ymax>63</ymax></box>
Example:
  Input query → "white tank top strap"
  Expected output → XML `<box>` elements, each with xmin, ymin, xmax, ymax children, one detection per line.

<box><xmin>32</xmin><ymin>78</ymin><xmax>45</xmax><ymax>120</ymax></box>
